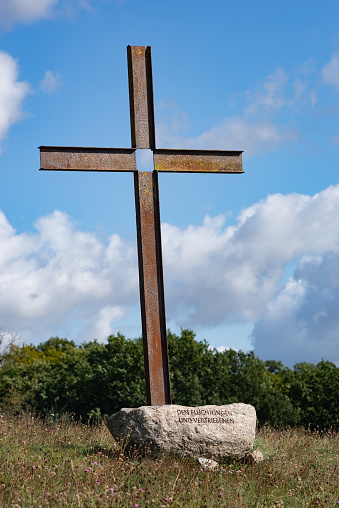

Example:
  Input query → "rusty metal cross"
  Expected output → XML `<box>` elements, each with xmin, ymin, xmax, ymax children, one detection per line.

<box><xmin>39</xmin><ymin>46</ymin><xmax>243</xmax><ymax>407</ymax></box>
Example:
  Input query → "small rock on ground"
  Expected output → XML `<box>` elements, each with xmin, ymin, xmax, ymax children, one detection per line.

<box><xmin>198</xmin><ymin>457</ymin><xmax>219</xmax><ymax>470</ymax></box>
<box><xmin>243</xmin><ymin>449</ymin><xmax>264</xmax><ymax>464</ymax></box>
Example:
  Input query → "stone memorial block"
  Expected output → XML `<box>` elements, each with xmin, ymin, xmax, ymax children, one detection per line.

<box><xmin>107</xmin><ymin>403</ymin><xmax>256</xmax><ymax>460</ymax></box>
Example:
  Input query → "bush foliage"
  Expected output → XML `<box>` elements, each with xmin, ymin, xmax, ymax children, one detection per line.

<box><xmin>0</xmin><ymin>329</ymin><xmax>338</xmax><ymax>429</ymax></box>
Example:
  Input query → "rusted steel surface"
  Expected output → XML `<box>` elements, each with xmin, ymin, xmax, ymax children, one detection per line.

<box><xmin>153</xmin><ymin>149</ymin><xmax>243</xmax><ymax>173</ymax></box>
<box><xmin>38</xmin><ymin>45</ymin><xmax>245</xmax><ymax>408</ymax></box>
<box><xmin>127</xmin><ymin>46</ymin><xmax>156</xmax><ymax>150</ymax></box>
<box><xmin>134</xmin><ymin>171</ymin><xmax>171</xmax><ymax>406</ymax></box>
<box><xmin>40</xmin><ymin>146</ymin><xmax>136</xmax><ymax>171</ymax></box>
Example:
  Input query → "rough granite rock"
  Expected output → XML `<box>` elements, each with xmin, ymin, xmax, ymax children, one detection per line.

<box><xmin>107</xmin><ymin>403</ymin><xmax>256</xmax><ymax>460</ymax></box>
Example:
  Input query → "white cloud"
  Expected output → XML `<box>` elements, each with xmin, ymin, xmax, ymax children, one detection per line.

<box><xmin>212</xmin><ymin>345</ymin><xmax>239</xmax><ymax>353</ymax></box>
<box><xmin>252</xmin><ymin>253</ymin><xmax>339</xmax><ymax>366</ymax></box>
<box><xmin>0</xmin><ymin>0</ymin><xmax>57</xmax><ymax>28</ymax></box>
<box><xmin>183</xmin><ymin>118</ymin><xmax>297</xmax><ymax>155</ymax></box>
<box><xmin>321</xmin><ymin>52</ymin><xmax>339</xmax><ymax>91</ymax></box>
<box><xmin>0</xmin><ymin>0</ymin><xmax>95</xmax><ymax>28</ymax></box>
<box><xmin>162</xmin><ymin>185</ymin><xmax>339</xmax><ymax>332</ymax></box>
<box><xmin>0</xmin><ymin>51</ymin><xmax>30</xmax><ymax>152</ymax></box>
<box><xmin>2</xmin><ymin>183</ymin><xmax>339</xmax><ymax>363</ymax></box>
<box><xmin>245</xmin><ymin>68</ymin><xmax>290</xmax><ymax>114</ymax></box>
<box><xmin>0</xmin><ymin>210</ymin><xmax>138</xmax><ymax>342</ymax></box>
<box><xmin>86</xmin><ymin>305</ymin><xmax>125</xmax><ymax>341</ymax></box>
<box><xmin>39</xmin><ymin>70</ymin><xmax>62</xmax><ymax>94</ymax></box>
<box><xmin>156</xmin><ymin>68</ymin><xmax>307</xmax><ymax>155</ymax></box>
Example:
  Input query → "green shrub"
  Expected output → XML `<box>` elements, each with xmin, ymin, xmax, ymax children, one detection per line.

<box><xmin>0</xmin><ymin>330</ymin><xmax>338</xmax><ymax>429</ymax></box>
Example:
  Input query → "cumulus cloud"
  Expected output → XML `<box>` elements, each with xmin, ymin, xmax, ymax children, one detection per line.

<box><xmin>162</xmin><ymin>185</ymin><xmax>339</xmax><ymax>331</ymax></box>
<box><xmin>252</xmin><ymin>253</ymin><xmax>339</xmax><ymax>366</ymax></box>
<box><xmin>321</xmin><ymin>52</ymin><xmax>339</xmax><ymax>91</ymax></box>
<box><xmin>156</xmin><ymin>68</ymin><xmax>309</xmax><ymax>155</ymax></box>
<box><xmin>39</xmin><ymin>70</ymin><xmax>62</xmax><ymax>94</ymax></box>
<box><xmin>0</xmin><ymin>51</ymin><xmax>30</xmax><ymax>152</ymax></box>
<box><xmin>2</xmin><ymin>183</ymin><xmax>339</xmax><ymax>363</ymax></box>
<box><xmin>0</xmin><ymin>210</ymin><xmax>138</xmax><ymax>342</ymax></box>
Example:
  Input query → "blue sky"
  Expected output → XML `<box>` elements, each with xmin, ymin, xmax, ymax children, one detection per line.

<box><xmin>1</xmin><ymin>0</ymin><xmax>339</xmax><ymax>366</ymax></box>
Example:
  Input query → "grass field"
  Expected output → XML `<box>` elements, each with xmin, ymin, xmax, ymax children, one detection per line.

<box><xmin>0</xmin><ymin>411</ymin><xmax>338</xmax><ymax>507</ymax></box>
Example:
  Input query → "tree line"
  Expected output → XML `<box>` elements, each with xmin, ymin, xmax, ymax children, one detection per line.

<box><xmin>0</xmin><ymin>329</ymin><xmax>338</xmax><ymax>429</ymax></box>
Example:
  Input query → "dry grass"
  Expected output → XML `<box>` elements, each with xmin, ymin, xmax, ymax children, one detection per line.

<box><xmin>0</xmin><ymin>411</ymin><xmax>338</xmax><ymax>507</ymax></box>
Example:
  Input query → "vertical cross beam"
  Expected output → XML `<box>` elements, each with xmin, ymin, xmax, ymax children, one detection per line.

<box><xmin>127</xmin><ymin>46</ymin><xmax>155</xmax><ymax>150</ymax></box>
<box><xmin>128</xmin><ymin>46</ymin><xmax>171</xmax><ymax>406</ymax></box>
<box><xmin>134</xmin><ymin>171</ymin><xmax>171</xmax><ymax>406</ymax></box>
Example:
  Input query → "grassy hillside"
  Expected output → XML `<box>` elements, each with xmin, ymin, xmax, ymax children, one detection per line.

<box><xmin>0</xmin><ymin>410</ymin><xmax>338</xmax><ymax>507</ymax></box>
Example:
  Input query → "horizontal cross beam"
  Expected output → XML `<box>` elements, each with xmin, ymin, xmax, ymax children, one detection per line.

<box><xmin>40</xmin><ymin>146</ymin><xmax>136</xmax><ymax>171</ymax></box>
<box><xmin>153</xmin><ymin>149</ymin><xmax>243</xmax><ymax>173</ymax></box>
<box><xmin>40</xmin><ymin>146</ymin><xmax>243</xmax><ymax>174</ymax></box>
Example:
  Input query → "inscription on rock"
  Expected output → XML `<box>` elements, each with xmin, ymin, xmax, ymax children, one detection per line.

<box><xmin>177</xmin><ymin>408</ymin><xmax>235</xmax><ymax>424</ymax></box>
